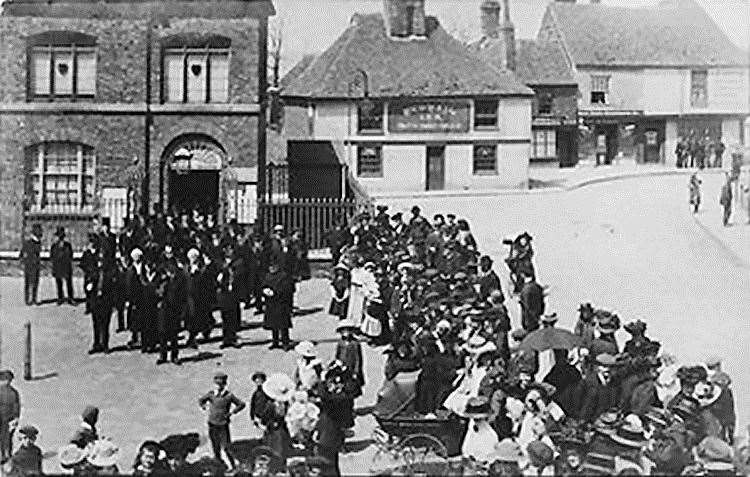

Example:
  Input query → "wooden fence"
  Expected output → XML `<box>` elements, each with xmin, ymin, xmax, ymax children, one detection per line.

<box><xmin>257</xmin><ymin>198</ymin><xmax>365</xmax><ymax>250</ymax></box>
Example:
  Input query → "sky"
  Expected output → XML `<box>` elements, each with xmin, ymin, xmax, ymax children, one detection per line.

<box><xmin>272</xmin><ymin>0</ymin><xmax>750</xmax><ymax>74</ymax></box>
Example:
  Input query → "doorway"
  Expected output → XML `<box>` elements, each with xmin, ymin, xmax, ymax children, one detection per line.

<box><xmin>168</xmin><ymin>170</ymin><xmax>219</xmax><ymax>215</ymax></box>
<box><xmin>426</xmin><ymin>145</ymin><xmax>445</xmax><ymax>191</ymax></box>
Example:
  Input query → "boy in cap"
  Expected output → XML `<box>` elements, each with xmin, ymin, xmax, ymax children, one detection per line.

<box><xmin>20</xmin><ymin>224</ymin><xmax>42</xmax><ymax>306</ymax></box>
<box><xmin>0</xmin><ymin>370</ymin><xmax>20</xmax><ymax>463</ymax></box>
<box><xmin>198</xmin><ymin>371</ymin><xmax>246</xmax><ymax>471</ymax></box>
<box><xmin>9</xmin><ymin>425</ymin><xmax>42</xmax><ymax>476</ymax></box>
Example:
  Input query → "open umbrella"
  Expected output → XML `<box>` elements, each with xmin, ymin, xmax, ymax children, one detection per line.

<box><xmin>520</xmin><ymin>327</ymin><xmax>582</xmax><ymax>352</ymax></box>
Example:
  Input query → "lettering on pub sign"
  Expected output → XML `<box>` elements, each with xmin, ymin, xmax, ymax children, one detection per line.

<box><xmin>388</xmin><ymin>100</ymin><xmax>470</xmax><ymax>133</ymax></box>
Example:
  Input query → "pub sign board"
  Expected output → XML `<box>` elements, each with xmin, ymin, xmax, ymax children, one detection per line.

<box><xmin>388</xmin><ymin>100</ymin><xmax>470</xmax><ymax>133</ymax></box>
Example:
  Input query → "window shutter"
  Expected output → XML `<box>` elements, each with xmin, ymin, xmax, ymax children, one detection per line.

<box><xmin>186</xmin><ymin>54</ymin><xmax>207</xmax><ymax>102</ymax></box>
<box><xmin>31</xmin><ymin>50</ymin><xmax>51</xmax><ymax>96</ymax></box>
<box><xmin>53</xmin><ymin>51</ymin><xmax>74</xmax><ymax>95</ymax></box>
<box><xmin>77</xmin><ymin>50</ymin><xmax>97</xmax><ymax>95</ymax></box>
<box><xmin>209</xmin><ymin>54</ymin><xmax>229</xmax><ymax>103</ymax></box>
<box><xmin>165</xmin><ymin>54</ymin><xmax>184</xmax><ymax>102</ymax></box>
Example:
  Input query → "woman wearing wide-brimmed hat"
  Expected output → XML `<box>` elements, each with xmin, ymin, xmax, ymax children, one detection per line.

<box><xmin>260</xmin><ymin>374</ymin><xmax>295</xmax><ymax>464</ymax></box>
<box><xmin>328</xmin><ymin>264</ymin><xmax>350</xmax><ymax>320</ymax></box>
<box><xmin>443</xmin><ymin>336</ymin><xmax>496</xmax><ymax>416</ymax></box>
<box><xmin>293</xmin><ymin>341</ymin><xmax>323</xmax><ymax>392</ymax></box>
<box><xmin>461</xmin><ymin>396</ymin><xmax>499</xmax><ymax>463</ymax></box>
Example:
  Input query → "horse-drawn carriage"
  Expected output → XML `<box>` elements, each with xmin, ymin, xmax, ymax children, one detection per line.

<box><xmin>368</xmin><ymin>370</ymin><xmax>468</xmax><ymax>476</ymax></box>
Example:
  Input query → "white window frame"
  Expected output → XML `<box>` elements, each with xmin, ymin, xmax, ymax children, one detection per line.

<box><xmin>590</xmin><ymin>75</ymin><xmax>610</xmax><ymax>105</ymax></box>
<box><xmin>27</xmin><ymin>142</ymin><xmax>96</xmax><ymax>213</ymax></box>
<box><xmin>690</xmin><ymin>70</ymin><xmax>708</xmax><ymax>108</ymax></box>
<box><xmin>357</xmin><ymin>144</ymin><xmax>383</xmax><ymax>178</ymax></box>
<box><xmin>29</xmin><ymin>44</ymin><xmax>97</xmax><ymax>100</ymax></box>
<box><xmin>163</xmin><ymin>47</ymin><xmax>231</xmax><ymax>103</ymax></box>
<box><xmin>472</xmin><ymin>143</ymin><xmax>498</xmax><ymax>175</ymax></box>
<box><xmin>532</xmin><ymin>129</ymin><xmax>557</xmax><ymax>159</ymax></box>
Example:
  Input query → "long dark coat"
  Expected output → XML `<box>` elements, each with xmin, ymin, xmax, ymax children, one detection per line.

<box><xmin>577</xmin><ymin>374</ymin><xmax>618</xmax><ymax>422</ymax></box>
<box><xmin>159</xmin><ymin>271</ymin><xmax>187</xmax><ymax>334</ymax></box>
<box><xmin>126</xmin><ymin>265</ymin><xmax>146</xmax><ymax>332</ymax></box>
<box><xmin>51</xmin><ymin>239</ymin><xmax>73</xmax><ymax>278</ymax></box>
<box><xmin>186</xmin><ymin>265</ymin><xmax>215</xmax><ymax>334</ymax></box>
<box><xmin>20</xmin><ymin>237</ymin><xmax>41</xmax><ymax>275</ymax></box>
<box><xmin>262</xmin><ymin>269</ymin><xmax>294</xmax><ymax>330</ymax></box>
<box><xmin>335</xmin><ymin>339</ymin><xmax>364</xmax><ymax>388</ymax></box>
<box><xmin>520</xmin><ymin>280</ymin><xmax>545</xmax><ymax>331</ymax></box>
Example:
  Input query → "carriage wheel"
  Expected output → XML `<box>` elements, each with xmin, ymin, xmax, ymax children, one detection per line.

<box><xmin>398</xmin><ymin>433</ymin><xmax>449</xmax><ymax>475</ymax></box>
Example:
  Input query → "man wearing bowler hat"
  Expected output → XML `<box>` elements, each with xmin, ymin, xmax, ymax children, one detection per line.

<box><xmin>0</xmin><ymin>370</ymin><xmax>20</xmax><ymax>464</ymax></box>
<box><xmin>19</xmin><ymin>224</ymin><xmax>42</xmax><ymax>306</ymax></box>
<box><xmin>51</xmin><ymin>226</ymin><xmax>75</xmax><ymax>305</ymax></box>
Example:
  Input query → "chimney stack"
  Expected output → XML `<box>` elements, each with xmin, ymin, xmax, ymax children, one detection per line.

<box><xmin>383</xmin><ymin>0</ymin><xmax>426</xmax><ymax>38</ymax></box>
<box><xmin>501</xmin><ymin>0</ymin><xmax>516</xmax><ymax>71</ymax></box>
<box><xmin>480</xmin><ymin>0</ymin><xmax>501</xmax><ymax>39</ymax></box>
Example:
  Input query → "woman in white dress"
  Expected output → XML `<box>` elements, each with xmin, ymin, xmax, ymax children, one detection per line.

<box><xmin>443</xmin><ymin>336</ymin><xmax>497</xmax><ymax>416</ymax></box>
<box><xmin>345</xmin><ymin>262</ymin><xmax>375</xmax><ymax>328</ymax></box>
<box><xmin>461</xmin><ymin>396</ymin><xmax>500</xmax><ymax>463</ymax></box>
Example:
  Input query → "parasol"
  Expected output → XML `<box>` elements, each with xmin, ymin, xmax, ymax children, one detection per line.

<box><xmin>262</xmin><ymin>373</ymin><xmax>296</xmax><ymax>402</ymax></box>
<box><xmin>520</xmin><ymin>327</ymin><xmax>582</xmax><ymax>352</ymax></box>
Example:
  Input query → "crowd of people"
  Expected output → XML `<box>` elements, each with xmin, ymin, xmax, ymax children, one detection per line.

<box><xmin>675</xmin><ymin>133</ymin><xmax>726</xmax><ymax>169</ymax></box>
<box><xmin>20</xmin><ymin>207</ymin><xmax>313</xmax><ymax>362</ymax></box>
<box><xmin>6</xmin><ymin>203</ymin><xmax>750</xmax><ymax>476</ymax></box>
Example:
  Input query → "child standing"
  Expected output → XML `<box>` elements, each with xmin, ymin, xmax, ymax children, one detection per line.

<box><xmin>198</xmin><ymin>371</ymin><xmax>246</xmax><ymax>471</ymax></box>
<box><xmin>328</xmin><ymin>265</ymin><xmax>350</xmax><ymax>320</ymax></box>
<box><xmin>249</xmin><ymin>372</ymin><xmax>270</xmax><ymax>430</ymax></box>
<box><xmin>9</xmin><ymin>425</ymin><xmax>42</xmax><ymax>476</ymax></box>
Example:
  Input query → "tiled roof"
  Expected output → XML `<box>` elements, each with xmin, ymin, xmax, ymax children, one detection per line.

<box><xmin>471</xmin><ymin>37</ymin><xmax>575</xmax><ymax>86</ymax></box>
<box><xmin>282</xmin><ymin>13</ymin><xmax>533</xmax><ymax>98</ymax></box>
<box><xmin>280</xmin><ymin>54</ymin><xmax>317</xmax><ymax>90</ymax></box>
<box><xmin>547</xmin><ymin>1</ymin><xmax>748</xmax><ymax>67</ymax></box>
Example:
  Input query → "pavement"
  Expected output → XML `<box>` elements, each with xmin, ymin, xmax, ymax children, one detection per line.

<box><xmin>0</xmin><ymin>169</ymin><xmax>748</xmax><ymax>473</ymax></box>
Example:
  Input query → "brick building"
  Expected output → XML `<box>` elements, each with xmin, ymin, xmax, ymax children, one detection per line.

<box><xmin>470</xmin><ymin>0</ymin><xmax>579</xmax><ymax>167</ymax></box>
<box><xmin>0</xmin><ymin>0</ymin><xmax>274</xmax><ymax>251</ymax></box>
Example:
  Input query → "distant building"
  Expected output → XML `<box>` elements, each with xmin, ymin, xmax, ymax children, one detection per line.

<box><xmin>281</xmin><ymin>0</ymin><xmax>534</xmax><ymax>198</ymax></box>
<box><xmin>538</xmin><ymin>0</ymin><xmax>749</xmax><ymax>164</ymax></box>
<box><xmin>0</xmin><ymin>0</ymin><xmax>273</xmax><ymax>251</ymax></box>
<box><xmin>471</xmin><ymin>0</ymin><xmax>579</xmax><ymax>167</ymax></box>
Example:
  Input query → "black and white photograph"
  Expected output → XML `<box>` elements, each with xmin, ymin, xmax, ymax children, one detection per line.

<box><xmin>0</xmin><ymin>0</ymin><xmax>749</xmax><ymax>474</ymax></box>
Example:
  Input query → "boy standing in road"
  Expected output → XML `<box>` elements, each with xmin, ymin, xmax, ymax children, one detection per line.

<box><xmin>198</xmin><ymin>372</ymin><xmax>246</xmax><ymax>471</ymax></box>
<box><xmin>0</xmin><ymin>370</ymin><xmax>20</xmax><ymax>464</ymax></box>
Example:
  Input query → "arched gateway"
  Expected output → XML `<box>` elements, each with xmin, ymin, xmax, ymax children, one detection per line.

<box><xmin>162</xmin><ymin>134</ymin><xmax>225</xmax><ymax>215</ymax></box>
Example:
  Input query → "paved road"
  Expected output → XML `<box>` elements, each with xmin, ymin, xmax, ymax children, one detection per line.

<box><xmin>387</xmin><ymin>173</ymin><xmax>750</xmax><ymax>429</ymax></box>
<box><xmin>0</xmin><ymin>173</ymin><xmax>747</xmax><ymax>473</ymax></box>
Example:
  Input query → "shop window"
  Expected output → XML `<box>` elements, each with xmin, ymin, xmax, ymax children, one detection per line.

<box><xmin>532</xmin><ymin>129</ymin><xmax>557</xmax><ymax>159</ymax></box>
<box><xmin>357</xmin><ymin>101</ymin><xmax>384</xmax><ymax>133</ymax></box>
<box><xmin>590</xmin><ymin>75</ymin><xmax>610</xmax><ymax>105</ymax></box>
<box><xmin>25</xmin><ymin>142</ymin><xmax>95</xmax><ymax>212</ymax></box>
<box><xmin>28</xmin><ymin>31</ymin><xmax>97</xmax><ymax>100</ymax></box>
<box><xmin>690</xmin><ymin>70</ymin><xmax>708</xmax><ymax>107</ymax></box>
<box><xmin>163</xmin><ymin>34</ymin><xmax>231</xmax><ymax>103</ymax></box>
<box><xmin>537</xmin><ymin>93</ymin><xmax>553</xmax><ymax>115</ymax></box>
<box><xmin>357</xmin><ymin>144</ymin><xmax>383</xmax><ymax>178</ymax></box>
<box><xmin>474</xmin><ymin>100</ymin><xmax>499</xmax><ymax>128</ymax></box>
<box><xmin>473</xmin><ymin>144</ymin><xmax>497</xmax><ymax>174</ymax></box>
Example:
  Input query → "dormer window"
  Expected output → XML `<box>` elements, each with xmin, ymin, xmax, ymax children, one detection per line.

<box><xmin>27</xmin><ymin>31</ymin><xmax>97</xmax><ymax>101</ymax></box>
<box><xmin>590</xmin><ymin>75</ymin><xmax>610</xmax><ymax>105</ymax></box>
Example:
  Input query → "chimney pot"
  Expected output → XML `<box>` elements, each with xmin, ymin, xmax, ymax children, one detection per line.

<box><xmin>384</xmin><ymin>0</ymin><xmax>426</xmax><ymax>38</ymax></box>
<box><xmin>480</xmin><ymin>0</ymin><xmax>501</xmax><ymax>39</ymax></box>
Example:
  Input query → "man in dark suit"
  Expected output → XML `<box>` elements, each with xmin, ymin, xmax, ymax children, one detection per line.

<box><xmin>217</xmin><ymin>249</ymin><xmax>242</xmax><ymax>349</ymax></box>
<box><xmin>19</xmin><ymin>224</ymin><xmax>42</xmax><ymax>306</ymax></box>
<box><xmin>157</xmin><ymin>263</ymin><xmax>187</xmax><ymax>365</ymax></box>
<box><xmin>51</xmin><ymin>227</ymin><xmax>75</xmax><ymax>305</ymax></box>
<box><xmin>262</xmin><ymin>262</ymin><xmax>295</xmax><ymax>350</ymax></box>
<box><xmin>577</xmin><ymin>353</ymin><xmax>619</xmax><ymax>422</ymax></box>
<box><xmin>519</xmin><ymin>275</ymin><xmax>545</xmax><ymax>332</ymax></box>
<box><xmin>88</xmin><ymin>253</ymin><xmax>117</xmax><ymax>354</ymax></box>
<box><xmin>97</xmin><ymin>219</ymin><xmax>117</xmax><ymax>268</ymax></box>
<box><xmin>79</xmin><ymin>234</ymin><xmax>99</xmax><ymax>314</ymax></box>
<box><xmin>477</xmin><ymin>255</ymin><xmax>502</xmax><ymax>301</ymax></box>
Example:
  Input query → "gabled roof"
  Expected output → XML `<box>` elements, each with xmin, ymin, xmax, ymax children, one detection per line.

<box><xmin>282</xmin><ymin>13</ymin><xmax>533</xmax><ymax>99</ymax></box>
<box><xmin>545</xmin><ymin>1</ymin><xmax>747</xmax><ymax>67</ymax></box>
<box><xmin>280</xmin><ymin>54</ymin><xmax>317</xmax><ymax>90</ymax></box>
<box><xmin>471</xmin><ymin>37</ymin><xmax>576</xmax><ymax>86</ymax></box>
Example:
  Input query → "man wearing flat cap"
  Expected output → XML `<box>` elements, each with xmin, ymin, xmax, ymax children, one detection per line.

<box><xmin>577</xmin><ymin>353</ymin><xmax>619</xmax><ymax>422</ymax></box>
<box><xmin>0</xmin><ymin>370</ymin><xmax>20</xmax><ymax>463</ymax></box>
<box><xmin>51</xmin><ymin>226</ymin><xmax>75</xmax><ymax>305</ymax></box>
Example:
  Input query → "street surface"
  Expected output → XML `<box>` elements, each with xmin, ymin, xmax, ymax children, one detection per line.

<box><xmin>0</xmin><ymin>173</ymin><xmax>747</xmax><ymax>473</ymax></box>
